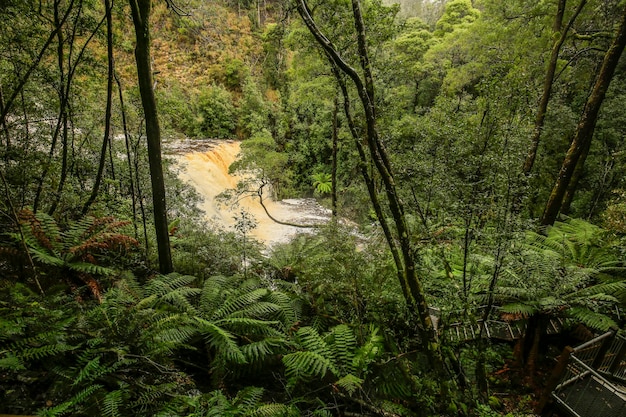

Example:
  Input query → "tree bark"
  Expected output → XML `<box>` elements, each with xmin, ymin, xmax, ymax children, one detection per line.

<box><xmin>129</xmin><ymin>0</ymin><xmax>173</xmax><ymax>274</ymax></box>
<box><xmin>523</xmin><ymin>0</ymin><xmax>587</xmax><ymax>175</ymax></box>
<box><xmin>83</xmin><ymin>0</ymin><xmax>114</xmax><ymax>215</ymax></box>
<box><xmin>559</xmin><ymin>136</ymin><xmax>591</xmax><ymax>215</ymax></box>
<box><xmin>331</xmin><ymin>92</ymin><xmax>338</xmax><ymax>218</ymax></box>
<box><xmin>541</xmin><ymin>5</ymin><xmax>626</xmax><ymax>227</ymax></box>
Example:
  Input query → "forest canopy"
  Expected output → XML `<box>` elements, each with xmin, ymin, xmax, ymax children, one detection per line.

<box><xmin>1</xmin><ymin>0</ymin><xmax>625</xmax><ymax>416</ymax></box>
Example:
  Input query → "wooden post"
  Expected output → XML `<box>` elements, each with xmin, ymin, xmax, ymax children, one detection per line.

<box><xmin>536</xmin><ymin>345</ymin><xmax>573</xmax><ymax>415</ymax></box>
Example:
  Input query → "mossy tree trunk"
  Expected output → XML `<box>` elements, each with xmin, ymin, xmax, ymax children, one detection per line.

<box><xmin>541</xmin><ymin>5</ymin><xmax>626</xmax><ymax>226</ymax></box>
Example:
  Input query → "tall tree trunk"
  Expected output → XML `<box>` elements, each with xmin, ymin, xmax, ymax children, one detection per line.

<box><xmin>331</xmin><ymin>92</ymin><xmax>338</xmax><ymax>218</ymax></box>
<box><xmin>296</xmin><ymin>0</ymin><xmax>449</xmax><ymax>391</ymax></box>
<box><xmin>116</xmin><ymin>73</ymin><xmax>139</xmax><ymax>240</ymax></box>
<box><xmin>559</xmin><ymin>136</ymin><xmax>592</xmax><ymax>215</ymax></box>
<box><xmin>541</xmin><ymin>5</ymin><xmax>626</xmax><ymax>226</ymax></box>
<box><xmin>129</xmin><ymin>0</ymin><xmax>173</xmax><ymax>274</ymax></box>
<box><xmin>83</xmin><ymin>0</ymin><xmax>114</xmax><ymax>215</ymax></box>
<box><xmin>332</xmin><ymin>63</ymin><xmax>409</xmax><ymax>302</ymax></box>
<box><xmin>0</xmin><ymin>85</ymin><xmax>11</xmax><ymax>150</ymax></box>
<box><xmin>34</xmin><ymin>0</ymin><xmax>68</xmax><ymax>213</ymax></box>
<box><xmin>523</xmin><ymin>0</ymin><xmax>587</xmax><ymax>175</ymax></box>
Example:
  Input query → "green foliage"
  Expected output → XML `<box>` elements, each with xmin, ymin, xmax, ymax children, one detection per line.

<box><xmin>2</xmin><ymin>211</ymin><xmax>138</xmax><ymax>299</ymax></box>
<box><xmin>434</xmin><ymin>0</ymin><xmax>480</xmax><ymax>37</ymax></box>
<box><xmin>497</xmin><ymin>218</ymin><xmax>625</xmax><ymax>330</ymax></box>
<box><xmin>238</xmin><ymin>78</ymin><xmax>272</xmax><ymax>138</ymax></box>
<box><xmin>230</xmin><ymin>129</ymin><xmax>293</xmax><ymax>198</ymax></box>
<box><xmin>192</xmin><ymin>85</ymin><xmax>237</xmax><ymax>138</ymax></box>
<box><xmin>311</xmin><ymin>172</ymin><xmax>332</xmax><ymax>195</ymax></box>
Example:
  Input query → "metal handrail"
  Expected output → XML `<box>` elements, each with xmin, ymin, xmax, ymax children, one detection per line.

<box><xmin>553</xmin><ymin>355</ymin><xmax>626</xmax><ymax>417</ymax></box>
<box><xmin>572</xmin><ymin>330</ymin><xmax>614</xmax><ymax>353</ymax></box>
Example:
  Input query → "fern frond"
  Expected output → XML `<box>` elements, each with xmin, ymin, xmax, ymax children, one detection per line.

<box><xmin>160</xmin><ymin>287</ymin><xmax>201</xmax><ymax>314</ymax></box>
<box><xmin>15</xmin><ymin>342</ymin><xmax>68</xmax><ymax>360</ymax></box>
<box><xmin>234</xmin><ymin>386</ymin><xmax>264</xmax><ymax>411</ymax></box>
<box><xmin>211</xmin><ymin>288</ymin><xmax>269</xmax><ymax>320</ymax></box>
<box><xmin>231</xmin><ymin>301</ymin><xmax>282</xmax><ymax>320</ymax></box>
<box><xmin>39</xmin><ymin>384</ymin><xmax>103</xmax><ymax>417</ymax></box>
<box><xmin>144</xmin><ymin>273</ymin><xmax>197</xmax><ymax>297</ymax></box>
<box><xmin>283</xmin><ymin>350</ymin><xmax>339</xmax><ymax>381</ymax></box>
<box><xmin>68</xmin><ymin>261</ymin><xmax>114</xmax><ymax>276</ymax></box>
<box><xmin>566</xmin><ymin>281</ymin><xmax>626</xmax><ymax>299</ymax></box>
<box><xmin>0</xmin><ymin>354</ymin><xmax>25</xmax><ymax>371</ymax></box>
<box><xmin>266</xmin><ymin>291</ymin><xmax>301</xmax><ymax>329</ymax></box>
<box><xmin>102</xmin><ymin>390</ymin><xmax>123</xmax><ymax>417</ymax></box>
<box><xmin>155</xmin><ymin>324</ymin><xmax>198</xmax><ymax>351</ymax></box>
<box><xmin>353</xmin><ymin>326</ymin><xmax>384</xmax><ymax>373</ymax></box>
<box><xmin>63</xmin><ymin>216</ymin><xmax>95</xmax><ymax>247</ymax></box>
<box><xmin>334</xmin><ymin>373</ymin><xmax>364</xmax><ymax>395</ymax></box>
<box><xmin>241</xmin><ymin>337</ymin><xmax>286</xmax><ymax>362</ymax></box>
<box><xmin>29</xmin><ymin>247</ymin><xmax>64</xmax><ymax>267</ymax></box>
<box><xmin>326</xmin><ymin>324</ymin><xmax>356</xmax><ymax>373</ymax></box>
<box><xmin>567</xmin><ymin>307</ymin><xmax>616</xmax><ymax>331</ymax></box>
<box><xmin>195</xmin><ymin>317</ymin><xmax>247</xmax><ymax>364</ymax></box>
<box><xmin>250</xmin><ymin>403</ymin><xmax>296</xmax><ymax>417</ymax></box>
<box><xmin>499</xmin><ymin>302</ymin><xmax>537</xmax><ymax>318</ymax></box>
<box><xmin>73</xmin><ymin>355</ymin><xmax>124</xmax><ymax>386</ymax></box>
<box><xmin>295</xmin><ymin>327</ymin><xmax>332</xmax><ymax>354</ymax></box>
<box><xmin>217</xmin><ymin>317</ymin><xmax>282</xmax><ymax>337</ymax></box>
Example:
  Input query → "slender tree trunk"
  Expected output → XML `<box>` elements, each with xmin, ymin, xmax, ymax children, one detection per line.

<box><xmin>332</xmin><ymin>63</ymin><xmax>408</xmax><ymax>302</ymax></box>
<box><xmin>49</xmin><ymin>0</ymin><xmax>87</xmax><ymax>216</ymax></box>
<box><xmin>133</xmin><ymin>132</ymin><xmax>150</xmax><ymax>259</ymax></box>
<box><xmin>296</xmin><ymin>0</ymin><xmax>449</xmax><ymax>390</ymax></box>
<box><xmin>0</xmin><ymin>85</ymin><xmax>11</xmax><ymax>150</ymax></box>
<box><xmin>129</xmin><ymin>0</ymin><xmax>173</xmax><ymax>274</ymax></box>
<box><xmin>331</xmin><ymin>92</ymin><xmax>338</xmax><ymax>218</ymax></box>
<box><xmin>523</xmin><ymin>0</ymin><xmax>587</xmax><ymax>175</ymax></box>
<box><xmin>34</xmin><ymin>0</ymin><xmax>68</xmax><ymax>213</ymax></box>
<box><xmin>541</xmin><ymin>5</ymin><xmax>626</xmax><ymax>226</ymax></box>
<box><xmin>83</xmin><ymin>0</ymin><xmax>114</xmax><ymax>215</ymax></box>
<box><xmin>560</xmin><ymin>137</ymin><xmax>592</xmax><ymax>215</ymax></box>
<box><xmin>116</xmin><ymin>73</ymin><xmax>139</xmax><ymax>240</ymax></box>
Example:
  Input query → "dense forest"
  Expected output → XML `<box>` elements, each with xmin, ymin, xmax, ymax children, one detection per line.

<box><xmin>1</xmin><ymin>0</ymin><xmax>625</xmax><ymax>416</ymax></box>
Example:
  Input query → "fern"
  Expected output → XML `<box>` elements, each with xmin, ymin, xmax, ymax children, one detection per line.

<box><xmin>283</xmin><ymin>350</ymin><xmax>339</xmax><ymax>381</ymax></box>
<box><xmin>102</xmin><ymin>390</ymin><xmax>123</xmax><ymax>417</ymax></box>
<box><xmin>567</xmin><ymin>307</ymin><xmax>617</xmax><ymax>331</ymax></box>
<box><xmin>211</xmin><ymin>288</ymin><xmax>270</xmax><ymax>320</ymax></box>
<box><xmin>266</xmin><ymin>290</ymin><xmax>301</xmax><ymax>331</ymax></box>
<box><xmin>9</xmin><ymin>211</ymin><xmax>138</xmax><ymax>299</ymax></box>
<box><xmin>334</xmin><ymin>373</ymin><xmax>364</xmax><ymax>395</ymax></box>
<box><xmin>353</xmin><ymin>326</ymin><xmax>384</xmax><ymax>374</ymax></box>
<box><xmin>196</xmin><ymin>317</ymin><xmax>247</xmax><ymax>364</ymax></box>
<box><xmin>325</xmin><ymin>324</ymin><xmax>357</xmax><ymax>374</ymax></box>
<box><xmin>39</xmin><ymin>384</ymin><xmax>103</xmax><ymax>417</ymax></box>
